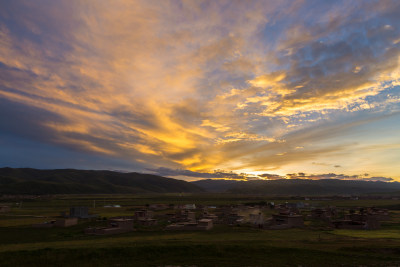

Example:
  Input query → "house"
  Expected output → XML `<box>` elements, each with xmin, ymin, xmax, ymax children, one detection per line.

<box><xmin>268</xmin><ymin>212</ymin><xmax>304</xmax><ymax>229</ymax></box>
<box><xmin>149</xmin><ymin>204</ymin><xmax>169</xmax><ymax>210</ymax></box>
<box><xmin>344</xmin><ymin>213</ymin><xmax>367</xmax><ymax>222</ymax></box>
<box><xmin>331</xmin><ymin>208</ymin><xmax>386</xmax><ymax>230</ymax></box>
<box><xmin>137</xmin><ymin>218</ymin><xmax>157</xmax><ymax>226</ymax></box>
<box><xmin>249</xmin><ymin>213</ymin><xmax>264</xmax><ymax>228</ymax></box>
<box><xmin>134</xmin><ymin>210</ymin><xmax>157</xmax><ymax>226</ymax></box>
<box><xmin>227</xmin><ymin>213</ymin><xmax>245</xmax><ymax>225</ymax></box>
<box><xmin>176</xmin><ymin>210</ymin><xmax>197</xmax><ymax>222</ymax></box>
<box><xmin>183</xmin><ymin>204</ymin><xmax>196</xmax><ymax>210</ymax></box>
<box><xmin>186</xmin><ymin>211</ymin><xmax>196</xmax><ymax>222</ymax></box>
<box><xmin>367</xmin><ymin>207</ymin><xmax>391</xmax><ymax>221</ymax></box>
<box><xmin>202</xmin><ymin>212</ymin><xmax>219</xmax><ymax>222</ymax></box>
<box><xmin>203</xmin><ymin>214</ymin><xmax>218</xmax><ymax>222</ymax></box>
<box><xmin>70</xmin><ymin>207</ymin><xmax>92</xmax><ymax>218</ymax></box>
<box><xmin>333</xmin><ymin>213</ymin><xmax>381</xmax><ymax>230</ymax></box>
<box><xmin>134</xmin><ymin>210</ymin><xmax>154</xmax><ymax>220</ymax></box>
<box><xmin>311</xmin><ymin>208</ymin><xmax>336</xmax><ymax>220</ymax></box>
<box><xmin>108</xmin><ymin>218</ymin><xmax>134</xmax><ymax>230</ymax></box>
<box><xmin>197</xmin><ymin>219</ymin><xmax>213</xmax><ymax>230</ymax></box>
<box><xmin>165</xmin><ymin>212</ymin><xmax>178</xmax><ymax>222</ymax></box>
<box><xmin>165</xmin><ymin>219</ymin><xmax>213</xmax><ymax>231</ymax></box>
<box><xmin>85</xmin><ymin>218</ymin><xmax>134</xmax><ymax>235</ymax></box>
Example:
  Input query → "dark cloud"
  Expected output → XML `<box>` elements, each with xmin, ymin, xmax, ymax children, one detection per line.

<box><xmin>287</xmin><ymin>173</ymin><xmax>357</xmax><ymax>180</ymax></box>
<box><xmin>286</xmin><ymin>173</ymin><xmax>393</xmax><ymax>182</ymax></box>
<box><xmin>0</xmin><ymin>97</ymin><xmax>65</xmax><ymax>141</ymax></box>
<box><xmin>279</xmin><ymin>5</ymin><xmax>400</xmax><ymax>101</ymax></box>
<box><xmin>258</xmin><ymin>173</ymin><xmax>284</xmax><ymax>180</ymax></box>
<box><xmin>0</xmin><ymin>133</ymin><xmax>145</xmax><ymax>171</ymax></box>
<box><xmin>147</xmin><ymin>167</ymin><xmax>248</xmax><ymax>180</ymax></box>
<box><xmin>362</xmin><ymin>177</ymin><xmax>394</xmax><ymax>182</ymax></box>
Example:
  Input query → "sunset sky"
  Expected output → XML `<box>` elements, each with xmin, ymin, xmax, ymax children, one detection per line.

<box><xmin>1</xmin><ymin>0</ymin><xmax>399</xmax><ymax>181</ymax></box>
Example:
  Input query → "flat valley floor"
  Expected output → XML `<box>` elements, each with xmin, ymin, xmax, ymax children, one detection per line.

<box><xmin>1</xmin><ymin>194</ymin><xmax>400</xmax><ymax>266</ymax></box>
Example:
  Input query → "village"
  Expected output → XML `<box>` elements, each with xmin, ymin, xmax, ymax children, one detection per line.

<box><xmin>1</xmin><ymin>199</ymin><xmax>393</xmax><ymax>235</ymax></box>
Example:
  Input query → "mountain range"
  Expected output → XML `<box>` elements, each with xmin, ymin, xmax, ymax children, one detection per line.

<box><xmin>1</xmin><ymin>168</ymin><xmax>400</xmax><ymax>195</ymax></box>
<box><xmin>192</xmin><ymin>179</ymin><xmax>400</xmax><ymax>195</ymax></box>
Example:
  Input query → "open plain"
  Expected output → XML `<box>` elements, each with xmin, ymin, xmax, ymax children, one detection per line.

<box><xmin>1</xmin><ymin>194</ymin><xmax>400</xmax><ymax>266</ymax></box>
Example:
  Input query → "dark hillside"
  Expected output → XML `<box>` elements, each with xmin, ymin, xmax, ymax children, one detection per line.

<box><xmin>192</xmin><ymin>179</ymin><xmax>240</xmax><ymax>192</ymax></box>
<box><xmin>0</xmin><ymin>168</ymin><xmax>204</xmax><ymax>194</ymax></box>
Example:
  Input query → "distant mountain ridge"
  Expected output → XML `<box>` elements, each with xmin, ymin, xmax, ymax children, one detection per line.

<box><xmin>191</xmin><ymin>179</ymin><xmax>240</xmax><ymax>192</ymax></box>
<box><xmin>2</xmin><ymin>168</ymin><xmax>399</xmax><ymax>195</ymax></box>
<box><xmin>192</xmin><ymin>179</ymin><xmax>400</xmax><ymax>195</ymax></box>
<box><xmin>0</xmin><ymin>168</ymin><xmax>203</xmax><ymax>194</ymax></box>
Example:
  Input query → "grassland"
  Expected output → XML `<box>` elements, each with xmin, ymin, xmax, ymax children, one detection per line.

<box><xmin>1</xmin><ymin>194</ymin><xmax>400</xmax><ymax>266</ymax></box>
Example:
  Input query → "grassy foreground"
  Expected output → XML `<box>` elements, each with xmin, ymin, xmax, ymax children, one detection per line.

<box><xmin>1</xmin><ymin>226</ymin><xmax>400</xmax><ymax>266</ymax></box>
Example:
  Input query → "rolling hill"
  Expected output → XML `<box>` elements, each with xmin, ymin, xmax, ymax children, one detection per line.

<box><xmin>0</xmin><ymin>168</ymin><xmax>203</xmax><ymax>194</ymax></box>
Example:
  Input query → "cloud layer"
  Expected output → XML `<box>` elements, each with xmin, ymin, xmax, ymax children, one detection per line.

<box><xmin>0</xmin><ymin>1</ymin><xmax>400</xmax><ymax>179</ymax></box>
<box><xmin>149</xmin><ymin>167</ymin><xmax>393</xmax><ymax>182</ymax></box>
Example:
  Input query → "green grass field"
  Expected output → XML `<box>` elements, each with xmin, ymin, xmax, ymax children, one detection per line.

<box><xmin>1</xmin><ymin>194</ymin><xmax>400</xmax><ymax>266</ymax></box>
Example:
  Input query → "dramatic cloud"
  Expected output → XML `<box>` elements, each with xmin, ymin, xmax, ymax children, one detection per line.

<box><xmin>148</xmin><ymin>167</ymin><xmax>247</xmax><ymax>180</ymax></box>
<box><xmin>0</xmin><ymin>1</ymin><xmax>399</xmax><ymax>180</ymax></box>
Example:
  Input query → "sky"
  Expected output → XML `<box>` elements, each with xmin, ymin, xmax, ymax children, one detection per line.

<box><xmin>0</xmin><ymin>0</ymin><xmax>399</xmax><ymax>181</ymax></box>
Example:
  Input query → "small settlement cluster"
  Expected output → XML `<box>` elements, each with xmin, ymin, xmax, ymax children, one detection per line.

<box><xmin>17</xmin><ymin>201</ymin><xmax>393</xmax><ymax>235</ymax></box>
